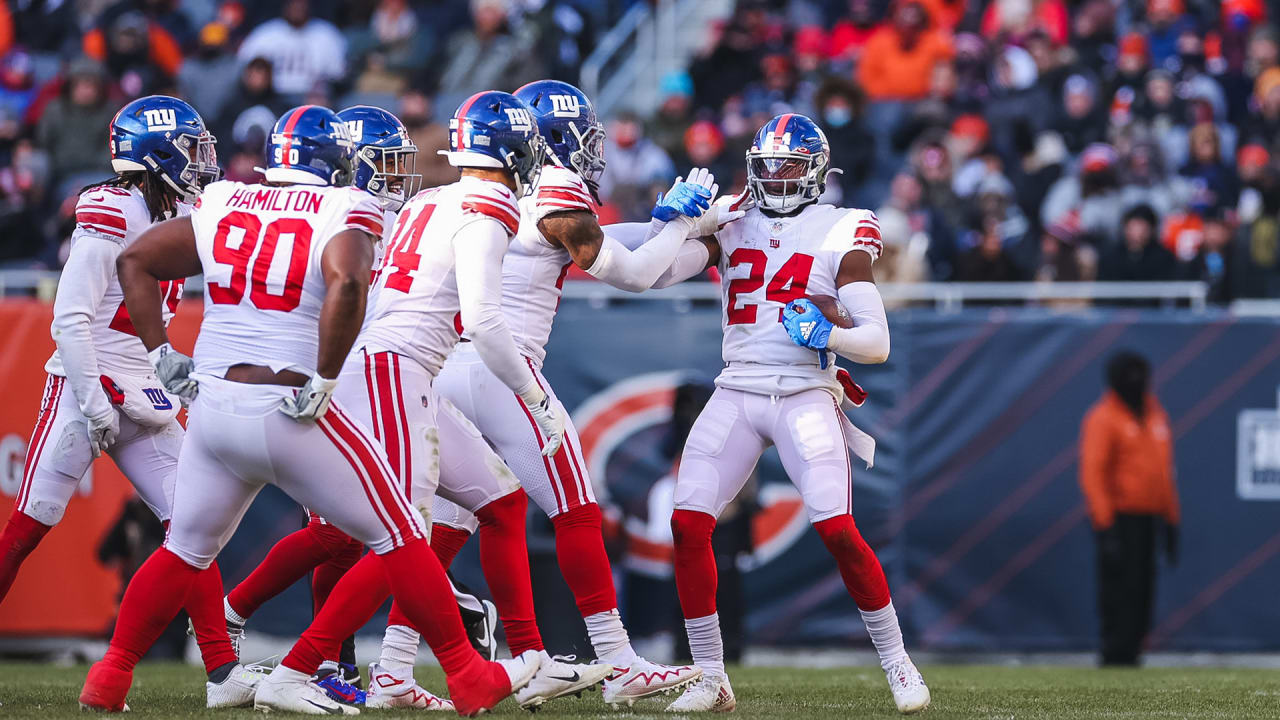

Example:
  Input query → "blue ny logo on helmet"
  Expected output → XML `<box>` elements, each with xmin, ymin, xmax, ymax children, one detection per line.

<box><xmin>444</xmin><ymin>91</ymin><xmax>546</xmax><ymax>196</ymax></box>
<box><xmin>337</xmin><ymin>105</ymin><xmax>421</xmax><ymax>212</ymax></box>
<box><xmin>264</xmin><ymin>105</ymin><xmax>356</xmax><ymax>187</ymax></box>
<box><xmin>110</xmin><ymin>95</ymin><xmax>219</xmax><ymax>202</ymax></box>
<box><xmin>746</xmin><ymin>113</ymin><xmax>832</xmax><ymax>213</ymax></box>
<box><xmin>514</xmin><ymin>80</ymin><xmax>605</xmax><ymax>190</ymax></box>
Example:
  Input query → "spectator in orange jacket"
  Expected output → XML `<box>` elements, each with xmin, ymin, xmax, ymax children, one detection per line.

<box><xmin>857</xmin><ymin>1</ymin><xmax>954</xmax><ymax>101</ymax></box>
<box><xmin>1079</xmin><ymin>351</ymin><xmax>1180</xmax><ymax>666</ymax></box>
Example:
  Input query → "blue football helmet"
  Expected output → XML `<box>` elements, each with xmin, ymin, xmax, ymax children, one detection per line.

<box><xmin>745</xmin><ymin>113</ymin><xmax>831</xmax><ymax>213</ymax></box>
<box><xmin>110</xmin><ymin>95</ymin><xmax>219</xmax><ymax>202</ymax></box>
<box><xmin>337</xmin><ymin>105</ymin><xmax>421</xmax><ymax>212</ymax></box>
<box><xmin>444</xmin><ymin>91</ymin><xmax>546</xmax><ymax>196</ymax></box>
<box><xmin>264</xmin><ymin>105</ymin><xmax>356</xmax><ymax>187</ymax></box>
<box><xmin>514</xmin><ymin>80</ymin><xmax>605</xmax><ymax>190</ymax></box>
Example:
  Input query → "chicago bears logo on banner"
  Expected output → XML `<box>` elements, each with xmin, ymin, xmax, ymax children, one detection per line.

<box><xmin>572</xmin><ymin>372</ymin><xmax>809</xmax><ymax>574</ymax></box>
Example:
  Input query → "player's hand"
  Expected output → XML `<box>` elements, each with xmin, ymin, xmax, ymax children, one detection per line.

<box><xmin>148</xmin><ymin>342</ymin><xmax>198</xmax><ymax>404</ymax></box>
<box><xmin>688</xmin><ymin>188</ymin><xmax>752</xmax><ymax>238</ymax></box>
<box><xmin>280</xmin><ymin>373</ymin><xmax>339</xmax><ymax>423</ymax></box>
<box><xmin>519</xmin><ymin>387</ymin><xmax>565</xmax><ymax>456</ymax></box>
<box><xmin>783</xmin><ymin>298</ymin><xmax>834</xmax><ymax>350</ymax></box>
<box><xmin>86</xmin><ymin>406</ymin><xmax>119</xmax><ymax>458</ymax></box>
<box><xmin>651</xmin><ymin>173</ymin><xmax>712</xmax><ymax>222</ymax></box>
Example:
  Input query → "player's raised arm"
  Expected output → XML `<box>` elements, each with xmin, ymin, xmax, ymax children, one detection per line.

<box><xmin>544</xmin><ymin>169</ymin><xmax>717</xmax><ymax>292</ymax></box>
<box><xmin>118</xmin><ymin>215</ymin><xmax>204</xmax><ymax>399</ymax></box>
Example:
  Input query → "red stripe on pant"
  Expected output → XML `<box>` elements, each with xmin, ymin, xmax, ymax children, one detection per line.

<box><xmin>325</xmin><ymin>405</ymin><xmax>422</xmax><ymax>543</ymax></box>
<box><xmin>17</xmin><ymin>375</ymin><xmax>64</xmax><ymax>512</ymax></box>
<box><xmin>317</xmin><ymin>411</ymin><xmax>400</xmax><ymax>544</ymax></box>
<box><xmin>512</xmin><ymin>392</ymin><xmax>568</xmax><ymax>513</ymax></box>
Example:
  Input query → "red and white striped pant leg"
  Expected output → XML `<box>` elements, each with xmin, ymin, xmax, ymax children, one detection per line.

<box><xmin>15</xmin><ymin>375</ymin><xmax>95</xmax><ymax>526</ymax></box>
<box><xmin>433</xmin><ymin>349</ymin><xmax>592</xmax><ymax>519</ymax></box>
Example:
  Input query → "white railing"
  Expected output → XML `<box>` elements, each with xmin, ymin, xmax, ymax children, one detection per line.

<box><xmin>0</xmin><ymin>270</ymin><xmax>1217</xmax><ymax>311</ymax></box>
<box><xmin>560</xmin><ymin>280</ymin><xmax>1213</xmax><ymax>312</ymax></box>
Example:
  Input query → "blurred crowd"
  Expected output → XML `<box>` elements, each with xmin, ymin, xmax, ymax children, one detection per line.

<box><xmin>2</xmin><ymin>0</ymin><xmax>1279</xmax><ymax>303</ymax></box>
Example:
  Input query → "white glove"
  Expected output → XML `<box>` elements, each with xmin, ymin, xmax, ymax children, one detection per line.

<box><xmin>688</xmin><ymin>188</ymin><xmax>753</xmax><ymax>238</ymax></box>
<box><xmin>86</xmin><ymin>406</ymin><xmax>119</xmax><ymax>458</ymax></box>
<box><xmin>279</xmin><ymin>373</ymin><xmax>339</xmax><ymax>423</ymax></box>
<box><xmin>148</xmin><ymin>343</ymin><xmax>198</xmax><ymax>404</ymax></box>
<box><xmin>519</xmin><ymin>386</ymin><xmax>564</xmax><ymax>457</ymax></box>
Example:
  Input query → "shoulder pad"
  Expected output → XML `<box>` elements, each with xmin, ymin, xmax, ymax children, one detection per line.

<box><xmin>826</xmin><ymin>208</ymin><xmax>883</xmax><ymax>262</ymax></box>
<box><xmin>74</xmin><ymin>186</ymin><xmax>140</xmax><ymax>242</ymax></box>
<box><xmin>461</xmin><ymin>182</ymin><xmax>521</xmax><ymax>236</ymax></box>
<box><xmin>534</xmin><ymin>166</ymin><xmax>597</xmax><ymax>219</ymax></box>
<box><xmin>342</xmin><ymin>189</ymin><xmax>386</xmax><ymax>238</ymax></box>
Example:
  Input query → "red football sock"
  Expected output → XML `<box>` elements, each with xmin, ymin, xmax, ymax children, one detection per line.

<box><xmin>475</xmin><ymin>489</ymin><xmax>543</xmax><ymax>655</ymax></box>
<box><xmin>102</xmin><ymin>547</ymin><xmax>201</xmax><ymax>672</ymax></box>
<box><xmin>671</xmin><ymin>509</ymin><xmax>718</xmax><ymax>619</ymax></box>
<box><xmin>430</xmin><ymin>524</ymin><xmax>472</xmax><ymax>569</ymax></box>
<box><xmin>813</xmin><ymin>515</ymin><xmax>891</xmax><ymax>611</ymax></box>
<box><xmin>311</xmin><ymin>533</ymin><xmax>362</xmax><ymax>613</ymax></box>
<box><xmin>552</xmin><ymin>504</ymin><xmax>618</xmax><ymax>617</ymax></box>
<box><xmin>0</xmin><ymin>509</ymin><xmax>51</xmax><ymax>602</ymax></box>
<box><xmin>285</xmin><ymin>553</ymin><xmax>388</xmax><ymax>674</ymax></box>
<box><xmin>186</xmin><ymin>562</ymin><xmax>239</xmax><ymax>673</ymax></box>
<box><xmin>226</xmin><ymin>524</ymin><xmax>333</xmax><ymax>619</ymax></box>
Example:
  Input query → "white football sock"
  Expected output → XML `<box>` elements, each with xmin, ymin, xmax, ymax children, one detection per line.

<box><xmin>317</xmin><ymin>660</ymin><xmax>339</xmax><ymax>676</ymax></box>
<box><xmin>224</xmin><ymin>597</ymin><xmax>247</xmax><ymax>626</ymax></box>
<box><xmin>684</xmin><ymin>613</ymin><xmax>725</xmax><ymax>680</ymax></box>
<box><xmin>379</xmin><ymin>624</ymin><xmax>420</xmax><ymax>678</ymax></box>
<box><xmin>859</xmin><ymin>600</ymin><xmax>909</xmax><ymax>671</ymax></box>
<box><xmin>584</xmin><ymin>609</ymin><xmax>637</xmax><ymax>667</ymax></box>
<box><xmin>269</xmin><ymin>665</ymin><xmax>310</xmax><ymax>685</ymax></box>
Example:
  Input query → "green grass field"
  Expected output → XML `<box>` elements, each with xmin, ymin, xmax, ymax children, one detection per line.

<box><xmin>2</xmin><ymin>663</ymin><xmax>1278</xmax><ymax>719</ymax></box>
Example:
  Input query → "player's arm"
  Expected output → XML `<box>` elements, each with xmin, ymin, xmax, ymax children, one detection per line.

<box><xmin>454</xmin><ymin>218</ymin><xmax>564</xmax><ymax>455</ymax></box>
<box><xmin>315</xmin><ymin>229</ymin><xmax>375</xmax><ymax>378</ymax></box>
<box><xmin>53</xmin><ymin>235</ymin><xmax>124</xmax><ymax>455</ymax></box>
<box><xmin>117</xmin><ymin>216</ymin><xmax>202</xmax><ymax>352</ymax></box>
<box><xmin>824</xmin><ymin>249</ymin><xmax>890</xmax><ymax>364</ymax></box>
<box><xmin>277</xmin><ymin>228</ymin><xmax>375</xmax><ymax>423</ymax></box>
<box><xmin>651</xmin><ymin>236</ymin><xmax>722</xmax><ymax>289</ymax></box>
<box><xmin>117</xmin><ymin>215</ymin><xmax>204</xmax><ymax>403</ymax></box>
<box><xmin>543</xmin><ymin>209</ymin><xmax>701</xmax><ymax>293</ymax></box>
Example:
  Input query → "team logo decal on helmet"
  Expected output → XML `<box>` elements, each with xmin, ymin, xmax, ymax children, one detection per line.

<box><xmin>443</xmin><ymin>91</ymin><xmax>546</xmax><ymax>196</ymax></box>
<box><xmin>337</xmin><ymin>105</ymin><xmax>421</xmax><ymax>211</ymax></box>
<box><xmin>514</xmin><ymin>80</ymin><xmax>606</xmax><ymax>195</ymax></box>
<box><xmin>263</xmin><ymin>105</ymin><xmax>357</xmax><ymax>187</ymax></box>
<box><xmin>745</xmin><ymin>113</ymin><xmax>832</xmax><ymax>213</ymax></box>
<box><xmin>110</xmin><ymin>95</ymin><xmax>219</xmax><ymax>202</ymax></box>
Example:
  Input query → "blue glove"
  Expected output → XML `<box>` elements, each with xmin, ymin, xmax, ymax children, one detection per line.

<box><xmin>652</xmin><ymin>182</ymin><xmax>712</xmax><ymax>222</ymax></box>
<box><xmin>783</xmin><ymin>298</ymin><xmax>834</xmax><ymax>368</ymax></box>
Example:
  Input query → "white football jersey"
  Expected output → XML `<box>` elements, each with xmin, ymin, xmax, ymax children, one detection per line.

<box><xmin>500</xmin><ymin>165</ymin><xmax>596</xmax><ymax>366</ymax></box>
<box><xmin>45</xmin><ymin>185</ymin><xmax>188</xmax><ymax>380</ymax></box>
<box><xmin>358</xmin><ymin>176</ymin><xmax>521</xmax><ymax>376</ymax></box>
<box><xmin>189</xmin><ymin>180</ymin><xmax>384</xmax><ymax>377</ymax></box>
<box><xmin>714</xmin><ymin>203</ymin><xmax>882</xmax><ymax>397</ymax></box>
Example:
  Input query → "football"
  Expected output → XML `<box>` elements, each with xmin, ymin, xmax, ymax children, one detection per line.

<box><xmin>806</xmin><ymin>294</ymin><xmax>854</xmax><ymax>328</ymax></box>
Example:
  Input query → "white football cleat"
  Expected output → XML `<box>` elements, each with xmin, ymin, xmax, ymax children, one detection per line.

<box><xmin>207</xmin><ymin>663</ymin><xmax>269</xmax><ymax>709</ymax></box>
<box><xmin>365</xmin><ymin>662</ymin><xmax>454</xmax><ymax>711</ymax></box>
<box><xmin>498</xmin><ymin>649</ymin><xmax>543</xmax><ymax>694</ymax></box>
<box><xmin>665</xmin><ymin>675</ymin><xmax>735</xmax><ymax>713</ymax></box>
<box><xmin>254</xmin><ymin>668</ymin><xmax>360</xmax><ymax>715</ymax></box>
<box><xmin>884</xmin><ymin>658</ymin><xmax>930</xmax><ymax>714</ymax></box>
<box><xmin>603</xmin><ymin>658</ymin><xmax>702</xmax><ymax>706</ymax></box>
<box><xmin>514</xmin><ymin>652</ymin><xmax>613</xmax><ymax>709</ymax></box>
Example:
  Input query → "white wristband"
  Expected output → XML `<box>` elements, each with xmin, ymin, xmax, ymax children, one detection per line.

<box><xmin>147</xmin><ymin>342</ymin><xmax>175</xmax><ymax>369</ymax></box>
<box><xmin>310</xmin><ymin>373</ymin><xmax>339</xmax><ymax>392</ymax></box>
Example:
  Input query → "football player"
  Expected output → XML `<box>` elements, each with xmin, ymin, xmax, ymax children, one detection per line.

<box><xmin>0</xmin><ymin>95</ymin><xmax>265</xmax><ymax>709</ymax></box>
<box><xmin>421</xmin><ymin>79</ymin><xmax>725</xmax><ymax>706</ymax></box>
<box><xmin>655</xmin><ymin>114</ymin><xmax>931</xmax><ymax>714</ymax></box>
<box><xmin>214</xmin><ymin>104</ymin><xmax>432</xmax><ymax>706</ymax></box>
<box><xmin>78</xmin><ymin>105</ymin><xmax>539</xmax><ymax>716</ymax></box>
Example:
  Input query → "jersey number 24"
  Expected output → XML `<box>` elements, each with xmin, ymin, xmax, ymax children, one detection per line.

<box><xmin>726</xmin><ymin>249</ymin><xmax>814</xmax><ymax>325</ymax></box>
